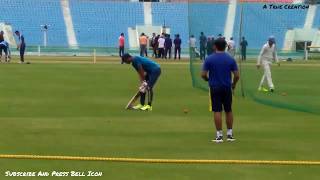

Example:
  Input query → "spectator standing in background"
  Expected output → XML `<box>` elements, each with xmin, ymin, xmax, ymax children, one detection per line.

<box><xmin>139</xmin><ymin>33</ymin><xmax>148</xmax><ymax>57</ymax></box>
<box><xmin>207</xmin><ymin>36</ymin><xmax>214</xmax><ymax>56</ymax></box>
<box><xmin>151</xmin><ymin>33</ymin><xmax>157</xmax><ymax>58</ymax></box>
<box><xmin>154</xmin><ymin>35</ymin><xmax>160</xmax><ymax>59</ymax></box>
<box><xmin>164</xmin><ymin>34</ymin><xmax>172</xmax><ymax>59</ymax></box>
<box><xmin>189</xmin><ymin>35</ymin><xmax>196</xmax><ymax>59</ymax></box>
<box><xmin>240</xmin><ymin>36</ymin><xmax>248</xmax><ymax>61</ymax></box>
<box><xmin>15</xmin><ymin>31</ymin><xmax>26</xmax><ymax>63</ymax></box>
<box><xmin>227</xmin><ymin>37</ymin><xmax>236</xmax><ymax>58</ymax></box>
<box><xmin>119</xmin><ymin>33</ymin><xmax>125</xmax><ymax>57</ymax></box>
<box><xmin>174</xmin><ymin>34</ymin><xmax>182</xmax><ymax>60</ymax></box>
<box><xmin>158</xmin><ymin>34</ymin><xmax>165</xmax><ymax>59</ymax></box>
<box><xmin>199</xmin><ymin>32</ymin><xmax>207</xmax><ymax>60</ymax></box>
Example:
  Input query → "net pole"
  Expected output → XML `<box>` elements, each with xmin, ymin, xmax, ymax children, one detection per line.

<box><xmin>187</xmin><ymin>0</ymin><xmax>196</xmax><ymax>88</ymax></box>
<box><xmin>38</xmin><ymin>45</ymin><xmax>41</xmax><ymax>57</ymax></box>
<box><xmin>93</xmin><ymin>49</ymin><xmax>96</xmax><ymax>64</ymax></box>
<box><xmin>304</xmin><ymin>41</ymin><xmax>308</xmax><ymax>61</ymax></box>
<box><xmin>238</xmin><ymin>1</ymin><xmax>245</xmax><ymax>98</ymax></box>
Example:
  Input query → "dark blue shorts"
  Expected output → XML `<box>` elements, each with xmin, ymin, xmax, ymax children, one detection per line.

<box><xmin>209</xmin><ymin>86</ymin><xmax>232</xmax><ymax>112</ymax></box>
<box><xmin>0</xmin><ymin>44</ymin><xmax>8</xmax><ymax>56</ymax></box>
<box><xmin>145</xmin><ymin>68</ymin><xmax>161</xmax><ymax>89</ymax></box>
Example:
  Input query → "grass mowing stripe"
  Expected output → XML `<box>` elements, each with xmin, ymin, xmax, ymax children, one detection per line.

<box><xmin>0</xmin><ymin>154</ymin><xmax>320</xmax><ymax>165</ymax></box>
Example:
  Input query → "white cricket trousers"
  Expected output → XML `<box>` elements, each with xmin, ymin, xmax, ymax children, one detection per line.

<box><xmin>259</xmin><ymin>61</ymin><xmax>274</xmax><ymax>89</ymax></box>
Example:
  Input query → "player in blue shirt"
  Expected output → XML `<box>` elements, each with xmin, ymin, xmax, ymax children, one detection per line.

<box><xmin>201</xmin><ymin>38</ymin><xmax>240</xmax><ymax>143</ymax></box>
<box><xmin>15</xmin><ymin>31</ymin><xmax>26</xmax><ymax>63</ymax></box>
<box><xmin>0</xmin><ymin>40</ymin><xmax>9</xmax><ymax>63</ymax></box>
<box><xmin>122</xmin><ymin>53</ymin><xmax>161</xmax><ymax>111</ymax></box>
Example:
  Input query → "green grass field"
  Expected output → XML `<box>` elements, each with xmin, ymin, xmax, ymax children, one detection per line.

<box><xmin>0</xmin><ymin>56</ymin><xmax>319</xmax><ymax>179</ymax></box>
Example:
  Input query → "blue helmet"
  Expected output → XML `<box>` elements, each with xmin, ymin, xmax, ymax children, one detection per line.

<box><xmin>268</xmin><ymin>36</ymin><xmax>275</xmax><ymax>43</ymax></box>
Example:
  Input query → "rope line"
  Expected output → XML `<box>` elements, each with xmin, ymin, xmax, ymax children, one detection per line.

<box><xmin>0</xmin><ymin>154</ymin><xmax>319</xmax><ymax>165</ymax></box>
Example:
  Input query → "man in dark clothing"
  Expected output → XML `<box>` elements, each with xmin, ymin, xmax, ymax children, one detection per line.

<box><xmin>201</xmin><ymin>38</ymin><xmax>240</xmax><ymax>143</ymax></box>
<box><xmin>199</xmin><ymin>32</ymin><xmax>207</xmax><ymax>60</ymax></box>
<box><xmin>0</xmin><ymin>31</ymin><xmax>5</xmax><ymax>60</ymax></box>
<box><xmin>207</xmin><ymin>36</ymin><xmax>214</xmax><ymax>56</ymax></box>
<box><xmin>164</xmin><ymin>34</ymin><xmax>172</xmax><ymax>59</ymax></box>
<box><xmin>15</xmin><ymin>31</ymin><xmax>26</xmax><ymax>63</ymax></box>
<box><xmin>174</xmin><ymin>34</ymin><xmax>182</xmax><ymax>60</ymax></box>
<box><xmin>240</xmin><ymin>37</ymin><xmax>248</xmax><ymax>61</ymax></box>
<box><xmin>150</xmin><ymin>33</ymin><xmax>157</xmax><ymax>58</ymax></box>
<box><xmin>153</xmin><ymin>35</ymin><xmax>160</xmax><ymax>58</ymax></box>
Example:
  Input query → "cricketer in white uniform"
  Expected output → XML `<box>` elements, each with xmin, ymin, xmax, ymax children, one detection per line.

<box><xmin>257</xmin><ymin>36</ymin><xmax>280</xmax><ymax>92</ymax></box>
<box><xmin>227</xmin><ymin>37</ymin><xmax>236</xmax><ymax>57</ymax></box>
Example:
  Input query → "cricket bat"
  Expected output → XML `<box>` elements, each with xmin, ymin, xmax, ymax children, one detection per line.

<box><xmin>125</xmin><ymin>91</ymin><xmax>140</xmax><ymax>110</ymax></box>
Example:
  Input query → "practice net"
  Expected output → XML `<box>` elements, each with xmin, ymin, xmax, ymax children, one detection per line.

<box><xmin>188</xmin><ymin>0</ymin><xmax>320</xmax><ymax>114</ymax></box>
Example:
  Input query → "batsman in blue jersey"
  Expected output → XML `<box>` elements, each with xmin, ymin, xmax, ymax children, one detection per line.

<box><xmin>122</xmin><ymin>53</ymin><xmax>161</xmax><ymax>111</ymax></box>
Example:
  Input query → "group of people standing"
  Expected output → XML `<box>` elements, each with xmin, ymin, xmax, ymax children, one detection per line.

<box><xmin>149</xmin><ymin>33</ymin><xmax>182</xmax><ymax>60</ymax></box>
<box><xmin>190</xmin><ymin>32</ymin><xmax>248</xmax><ymax>61</ymax></box>
<box><xmin>118</xmin><ymin>32</ymin><xmax>250</xmax><ymax>62</ymax></box>
<box><xmin>118</xmin><ymin>32</ymin><xmax>182</xmax><ymax>60</ymax></box>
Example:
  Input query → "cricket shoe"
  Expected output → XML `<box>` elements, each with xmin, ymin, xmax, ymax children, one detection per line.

<box><xmin>211</xmin><ymin>136</ymin><xmax>223</xmax><ymax>143</ymax></box>
<box><xmin>226</xmin><ymin>135</ymin><xmax>236</xmax><ymax>142</ymax></box>
<box><xmin>140</xmin><ymin>105</ymin><xmax>152</xmax><ymax>111</ymax></box>
<box><xmin>133</xmin><ymin>104</ymin><xmax>143</xmax><ymax>110</ymax></box>
<box><xmin>258</xmin><ymin>87</ymin><xmax>269</xmax><ymax>92</ymax></box>
<box><xmin>270</xmin><ymin>88</ymin><xmax>274</xmax><ymax>93</ymax></box>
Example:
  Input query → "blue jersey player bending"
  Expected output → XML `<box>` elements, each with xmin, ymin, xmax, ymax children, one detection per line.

<box><xmin>122</xmin><ymin>53</ymin><xmax>161</xmax><ymax>111</ymax></box>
